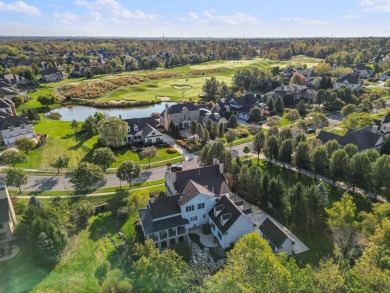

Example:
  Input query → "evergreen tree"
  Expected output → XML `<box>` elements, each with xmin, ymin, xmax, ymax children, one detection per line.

<box><xmin>273</xmin><ymin>96</ymin><xmax>284</xmax><ymax>113</ymax></box>
<box><xmin>278</xmin><ymin>139</ymin><xmax>293</xmax><ymax>168</ymax></box>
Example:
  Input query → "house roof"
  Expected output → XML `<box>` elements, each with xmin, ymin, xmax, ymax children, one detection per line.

<box><xmin>142</xmin><ymin>123</ymin><xmax>157</xmax><ymax>137</ymax></box>
<box><xmin>41</xmin><ymin>67</ymin><xmax>61</xmax><ymax>76</ymax></box>
<box><xmin>336</xmin><ymin>73</ymin><xmax>361</xmax><ymax>85</ymax></box>
<box><xmin>354</xmin><ymin>64</ymin><xmax>372</xmax><ymax>71</ymax></box>
<box><xmin>316</xmin><ymin>130</ymin><xmax>340</xmax><ymax>144</ymax></box>
<box><xmin>259</xmin><ymin>218</ymin><xmax>288</xmax><ymax>248</ymax></box>
<box><xmin>138</xmin><ymin>208</ymin><xmax>189</xmax><ymax>234</ymax></box>
<box><xmin>230</xmin><ymin>94</ymin><xmax>258</xmax><ymax>107</ymax></box>
<box><xmin>317</xmin><ymin>127</ymin><xmax>383</xmax><ymax>151</ymax></box>
<box><xmin>123</xmin><ymin>117</ymin><xmax>157</xmax><ymax>136</ymax></box>
<box><xmin>147</xmin><ymin>193</ymin><xmax>182</xmax><ymax>219</ymax></box>
<box><xmin>0</xmin><ymin>114</ymin><xmax>31</xmax><ymax>130</ymax></box>
<box><xmin>0</xmin><ymin>98</ymin><xmax>12</xmax><ymax>109</ymax></box>
<box><xmin>175</xmin><ymin>164</ymin><xmax>231</xmax><ymax>196</ymax></box>
<box><xmin>208</xmin><ymin>195</ymin><xmax>253</xmax><ymax>235</ymax></box>
<box><xmin>381</xmin><ymin>112</ymin><xmax>390</xmax><ymax>125</ymax></box>
<box><xmin>0</xmin><ymin>198</ymin><xmax>10</xmax><ymax>223</ymax></box>
<box><xmin>178</xmin><ymin>180</ymin><xmax>214</xmax><ymax>206</ymax></box>
<box><xmin>166</xmin><ymin>102</ymin><xmax>206</xmax><ymax>114</ymax></box>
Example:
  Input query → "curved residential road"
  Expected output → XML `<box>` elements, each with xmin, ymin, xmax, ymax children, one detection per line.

<box><xmin>5</xmin><ymin>156</ymin><xmax>203</xmax><ymax>192</ymax></box>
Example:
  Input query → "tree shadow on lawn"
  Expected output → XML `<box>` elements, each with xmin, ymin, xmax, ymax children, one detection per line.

<box><xmin>0</xmin><ymin>241</ymin><xmax>55</xmax><ymax>293</ymax></box>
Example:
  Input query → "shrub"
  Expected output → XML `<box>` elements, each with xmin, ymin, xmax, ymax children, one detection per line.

<box><xmin>176</xmin><ymin>139</ymin><xmax>186</xmax><ymax>148</ymax></box>
<box><xmin>172</xmin><ymin>243</ymin><xmax>192</xmax><ymax>263</ymax></box>
<box><xmin>117</xmin><ymin>206</ymin><xmax>131</xmax><ymax>219</ymax></box>
<box><xmin>166</xmin><ymin>148</ymin><xmax>177</xmax><ymax>154</ymax></box>
<box><xmin>46</xmin><ymin>112</ymin><xmax>62</xmax><ymax>120</ymax></box>
<box><xmin>235</xmin><ymin>128</ymin><xmax>249</xmax><ymax>137</ymax></box>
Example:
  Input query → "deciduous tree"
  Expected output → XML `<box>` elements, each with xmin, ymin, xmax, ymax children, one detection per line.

<box><xmin>140</xmin><ymin>146</ymin><xmax>157</xmax><ymax>168</ymax></box>
<box><xmin>5</xmin><ymin>168</ymin><xmax>28</xmax><ymax>193</ymax></box>
<box><xmin>116</xmin><ymin>161</ymin><xmax>141</xmax><ymax>189</ymax></box>
<box><xmin>68</xmin><ymin>162</ymin><xmax>105</xmax><ymax>190</ymax></box>
<box><xmin>49</xmin><ymin>154</ymin><xmax>70</xmax><ymax>174</ymax></box>
<box><xmin>92</xmin><ymin>147</ymin><xmax>116</xmax><ymax>171</ymax></box>
<box><xmin>98</xmin><ymin>116</ymin><xmax>128</xmax><ymax>148</ymax></box>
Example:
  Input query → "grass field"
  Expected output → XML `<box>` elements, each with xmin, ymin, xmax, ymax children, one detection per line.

<box><xmin>16</xmin><ymin>115</ymin><xmax>182</xmax><ymax>170</ymax></box>
<box><xmin>0</xmin><ymin>185</ymin><xmax>163</xmax><ymax>293</ymax></box>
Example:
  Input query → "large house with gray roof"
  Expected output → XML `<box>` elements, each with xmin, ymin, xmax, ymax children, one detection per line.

<box><xmin>334</xmin><ymin>73</ymin><xmax>363</xmax><ymax>91</ymax></box>
<box><xmin>122</xmin><ymin>117</ymin><xmax>162</xmax><ymax>145</ymax></box>
<box><xmin>0</xmin><ymin>112</ymin><xmax>34</xmax><ymax>148</ymax></box>
<box><xmin>160</xmin><ymin>102</ymin><xmax>207</xmax><ymax>131</ymax></box>
<box><xmin>264</xmin><ymin>84</ymin><xmax>316</xmax><ymax>104</ymax></box>
<box><xmin>217</xmin><ymin>93</ymin><xmax>261</xmax><ymax>120</ymax></box>
<box><xmin>317</xmin><ymin>126</ymin><xmax>384</xmax><ymax>152</ymax></box>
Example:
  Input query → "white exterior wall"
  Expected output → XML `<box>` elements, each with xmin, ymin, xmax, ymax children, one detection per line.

<box><xmin>1</xmin><ymin>124</ymin><xmax>34</xmax><ymax>146</ymax></box>
<box><xmin>380</xmin><ymin>125</ymin><xmax>390</xmax><ymax>134</ymax></box>
<box><xmin>210</xmin><ymin>214</ymin><xmax>255</xmax><ymax>249</ymax></box>
<box><xmin>222</xmin><ymin>215</ymin><xmax>255</xmax><ymax>249</ymax></box>
<box><xmin>180</xmin><ymin>194</ymin><xmax>216</xmax><ymax>228</ymax></box>
<box><xmin>276</xmin><ymin>238</ymin><xmax>294</xmax><ymax>255</ymax></box>
<box><xmin>143</xmin><ymin>131</ymin><xmax>163</xmax><ymax>145</ymax></box>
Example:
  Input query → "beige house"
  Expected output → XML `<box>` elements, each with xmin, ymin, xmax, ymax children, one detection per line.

<box><xmin>0</xmin><ymin>182</ymin><xmax>17</xmax><ymax>245</ymax></box>
<box><xmin>160</xmin><ymin>103</ymin><xmax>206</xmax><ymax>131</ymax></box>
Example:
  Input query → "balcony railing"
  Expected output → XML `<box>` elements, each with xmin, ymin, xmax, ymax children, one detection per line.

<box><xmin>168</xmin><ymin>230</ymin><xmax>176</xmax><ymax>237</ymax></box>
<box><xmin>159</xmin><ymin>232</ymin><xmax>167</xmax><ymax>240</ymax></box>
<box><xmin>177</xmin><ymin>227</ymin><xmax>186</xmax><ymax>235</ymax></box>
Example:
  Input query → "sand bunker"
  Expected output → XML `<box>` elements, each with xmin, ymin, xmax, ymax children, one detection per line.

<box><xmin>157</xmin><ymin>96</ymin><xmax>171</xmax><ymax>101</ymax></box>
<box><xmin>172</xmin><ymin>85</ymin><xmax>191</xmax><ymax>89</ymax></box>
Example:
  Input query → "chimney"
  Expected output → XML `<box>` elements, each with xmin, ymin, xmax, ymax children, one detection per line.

<box><xmin>372</xmin><ymin>125</ymin><xmax>378</xmax><ymax>133</ymax></box>
<box><xmin>149</xmin><ymin>194</ymin><xmax>156</xmax><ymax>204</ymax></box>
<box><xmin>213</xmin><ymin>157</ymin><xmax>219</xmax><ymax>166</ymax></box>
<box><xmin>164</xmin><ymin>103</ymin><xmax>169</xmax><ymax>131</ymax></box>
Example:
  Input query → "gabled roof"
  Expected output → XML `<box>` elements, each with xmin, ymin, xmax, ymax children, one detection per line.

<box><xmin>259</xmin><ymin>218</ymin><xmax>288</xmax><ymax>248</ymax></box>
<box><xmin>230</xmin><ymin>94</ymin><xmax>258</xmax><ymax>107</ymax></box>
<box><xmin>354</xmin><ymin>64</ymin><xmax>372</xmax><ymax>71</ymax></box>
<box><xmin>41</xmin><ymin>67</ymin><xmax>61</xmax><ymax>76</ymax></box>
<box><xmin>146</xmin><ymin>193</ymin><xmax>182</xmax><ymax>219</ymax></box>
<box><xmin>381</xmin><ymin>112</ymin><xmax>390</xmax><ymax>125</ymax></box>
<box><xmin>123</xmin><ymin>117</ymin><xmax>156</xmax><ymax>136</ymax></box>
<box><xmin>0</xmin><ymin>114</ymin><xmax>31</xmax><ymax>130</ymax></box>
<box><xmin>166</xmin><ymin>102</ymin><xmax>206</xmax><ymax>114</ymax></box>
<box><xmin>178</xmin><ymin>180</ymin><xmax>214</xmax><ymax>206</ymax></box>
<box><xmin>175</xmin><ymin>164</ymin><xmax>231</xmax><ymax>196</ymax></box>
<box><xmin>0</xmin><ymin>98</ymin><xmax>13</xmax><ymax>109</ymax></box>
<box><xmin>142</xmin><ymin>123</ymin><xmax>158</xmax><ymax>137</ymax></box>
<box><xmin>316</xmin><ymin>130</ymin><xmax>340</xmax><ymax>144</ymax></box>
<box><xmin>317</xmin><ymin>127</ymin><xmax>383</xmax><ymax>151</ymax></box>
<box><xmin>208</xmin><ymin>195</ymin><xmax>253</xmax><ymax>234</ymax></box>
<box><xmin>138</xmin><ymin>208</ymin><xmax>189</xmax><ymax>234</ymax></box>
<box><xmin>0</xmin><ymin>197</ymin><xmax>10</xmax><ymax>223</ymax></box>
<box><xmin>335</xmin><ymin>73</ymin><xmax>361</xmax><ymax>85</ymax></box>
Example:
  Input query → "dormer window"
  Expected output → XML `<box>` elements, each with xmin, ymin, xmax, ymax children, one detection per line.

<box><xmin>133</xmin><ymin>124</ymin><xmax>138</xmax><ymax>131</ymax></box>
<box><xmin>21</xmin><ymin>124</ymin><xmax>25</xmax><ymax>129</ymax></box>
<box><xmin>127</xmin><ymin>126</ymin><xmax>130</xmax><ymax>132</ymax></box>
<box><xmin>214</xmin><ymin>204</ymin><xmax>224</xmax><ymax>217</ymax></box>
<box><xmin>220</xmin><ymin>213</ymin><xmax>231</xmax><ymax>226</ymax></box>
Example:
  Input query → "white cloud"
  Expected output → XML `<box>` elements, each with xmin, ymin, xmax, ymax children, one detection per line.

<box><xmin>74</xmin><ymin>0</ymin><xmax>158</xmax><ymax>20</ymax></box>
<box><xmin>282</xmin><ymin>17</ymin><xmax>329</xmax><ymax>25</ymax></box>
<box><xmin>360</xmin><ymin>0</ymin><xmax>390</xmax><ymax>12</ymax></box>
<box><xmin>0</xmin><ymin>1</ymin><xmax>40</xmax><ymax>16</ymax></box>
<box><xmin>342</xmin><ymin>14</ymin><xmax>358</xmax><ymax>20</ymax></box>
<box><xmin>187</xmin><ymin>12</ymin><xmax>199</xmax><ymax>20</ymax></box>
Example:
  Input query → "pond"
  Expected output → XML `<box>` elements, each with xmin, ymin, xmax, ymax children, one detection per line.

<box><xmin>48</xmin><ymin>102</ymin><xmax>175</xmax><ymax>122</ymax></box>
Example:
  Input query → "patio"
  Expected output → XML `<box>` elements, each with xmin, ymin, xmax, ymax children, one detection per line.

<box><xmin>189</xmin><ymin>227</ymin><xmax>219</xmax><ymax>248</ymax></box>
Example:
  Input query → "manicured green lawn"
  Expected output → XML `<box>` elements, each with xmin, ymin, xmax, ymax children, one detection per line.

<box><xmin>16</xmin><ymin>115</ymin><xmax>182</xmax><ymax>170</ymax></box>
<box><xmin>1</xmin><ymin>185</ymin><xmax>164</xmax><ymax>292</ymax></box>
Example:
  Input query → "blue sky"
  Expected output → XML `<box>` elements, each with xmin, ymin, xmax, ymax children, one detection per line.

<box><xmin>0</xmin><ymin>0</ymin><xmax>389</xmax><ymax>37</ymax></box>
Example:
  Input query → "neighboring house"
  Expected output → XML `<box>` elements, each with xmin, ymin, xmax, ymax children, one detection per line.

<box><xmin>333</xmin><ymin>73</ymin><xmax>363</xmax><ymax>91</ymax></box>
<box><xmin>0</xmin><ymin>181</ymin><xmax>17</xmax><ymax>245</ymax></box>
<box><xmin>71</xmin><ymin>65</ymin><xmax>87</xmax><ymax>77</ymax></box>
<box><xmin>0</xmin><ymin>112</ymin><xmax>34</xmax><ymax>147</ymax></box>
<box><xmin>353</xmin><ymin>64</ymin><xmax>373</xmax><ymax>79</ymax></box>
<box><xmin>199</xmin><ymin>108</ymin><xmax>229</xmax><ymax>130</ymax></box>
<box><xmin>0</xmin><ymin>74</ymin><xmax>28</xmax><ymax>85</ymax></box>
<box><xmin>0</xmin><ymin>81</ymin><xmax>22</xmax><ymax>100</ymax></box>
<box><xmin>41</xmin><ymin>67</ymin><xmax>64</xmax><ymax>82</ymax></box>
<box><xmin>122</xmin><ymin>117</ymin><xmax>163</xmax><ymax>145</ymax></box>
<box><xmin>386</xmin><ymin>100</ymin><xmax>390</xmax><ymax>108</ymax></box>
<box><xmin>0</xmin><ymin>98</ymin><xmax>17</xmax><ymax>116</ymax></box>
<box><xmin>379</xmin><ymin>112</ymin><xmax>390</xmax><ymax>134</ymax></box>
<box><xmin>264</xmin><ymin>84</ymin><xmax>316</xmax><ymax>103</ymax></box>
<box><xmin>217</xmin><ymin>94</ymin><xmax>261</xmax><ymax>120</ymax></box>
<box><xmin>317</xmin><ymin>126</ymin><xmax>384</xmax><ymax>152</ymax></box>
<box><xmin>160</xmin><ymin>102</ymin><xmax>206</xmax><ymax>131</ymax></box>
<box><xmin>259</xmin><ymin>217</ymin><xmax>295</xmax><ymax>255</ymax></box>
<box><xmin>209</xmin><ymin>195</ymin><xmax>256</xmax><ymax>249</ymax></box>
